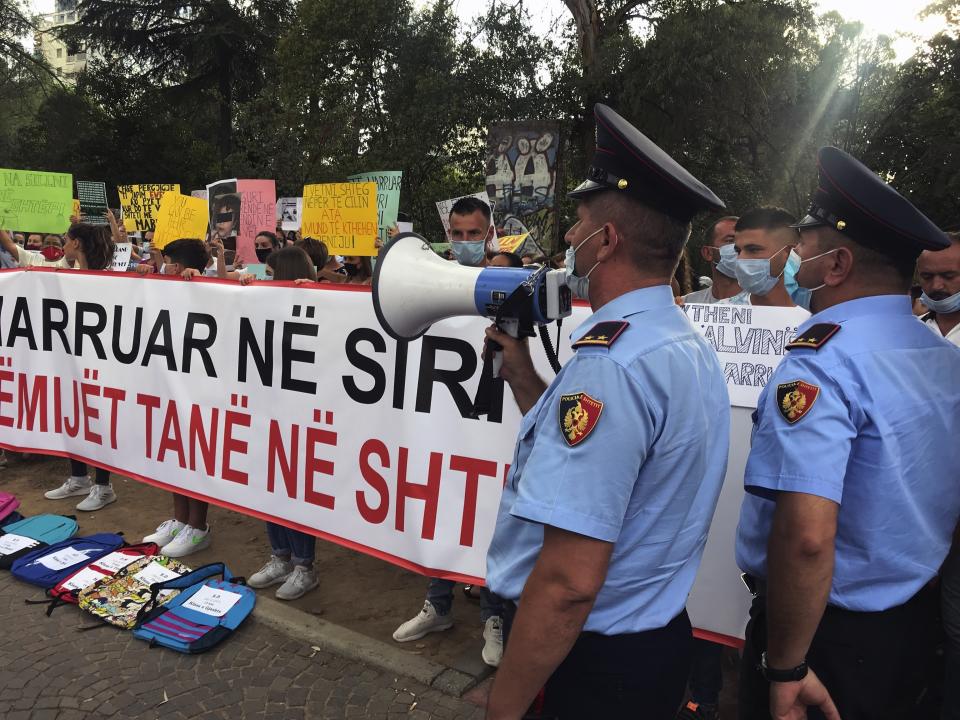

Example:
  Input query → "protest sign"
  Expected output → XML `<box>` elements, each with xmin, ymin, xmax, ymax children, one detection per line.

<box><xmin>276</xmin><ymin>197</ymin><xmax>302</xmax><ymax>231</ymax></box>
<box><xmin>497</xmin><ymin>233</ymin><xmax>528</xmax><ymax>254</ymax></box>
<box><xmin>236</xmin><ymin>179</ymin><xmax>276</xmax><ymax>266</ymax></box>
<box><xmin>152</xmin><ymin>192</ymin><xmax>209</xmax><ymax>250</ymax></box>
<box><xmin>111</xmin><ymin>243</ymin><xmax>132</xmax><ymax>272</ymax></box>
<box><xmin>118</xmin><ymin>184</ymin><xmax>181</xmax><ymax>232</ymax></box>
<box><xmin>76</xmin><ymin>181</ymin><xmax>108</xmax><ymax>225</ymax></box>
<box><xmin>244</xmin><ymin>263</ymin><xmax>269</xmax><ymax>280</ymax></box>
<box><xmin>347</xmin><ymin>171</ymin><xmax>402</xmax><ymax>246</ymax></box>
<box><xmin>0</xmin><ymin>279</ymin><xmax>805</xmax><ymax>644</ymax></box>
<box><xmin>301</xmin><ymin>182</ymin><xmax>378</xmax><ymax>256</ymax></box>
<box><xmin>191</xmin><ymin>190</ymin><xmax>208</xmax><ymax>202</ymax></box>
<box><xmin>0</xmin><ymin>168</ymin><xmax>72</xmax><ymax>233</ymax></box>
<box><xmin>485</xmin><ymin>121</ymin><xmax>561</xmax><ymax>253</ymax></box>
<box><xmin>435</xmin><ymin>192</ymin><xmax>498</xmax><ymax>250</ymax></box>
<box><xmin>72</xmin><ymin>199</ymin><xmax>80</xmax><ymax>219</ymax></box>
<box><xmin>680</xmin><ymin>302</ymin><xmax>810</xmax><ymax>408</ymax></box>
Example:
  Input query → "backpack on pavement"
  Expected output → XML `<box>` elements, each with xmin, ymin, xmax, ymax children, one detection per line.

<box><xmin>45</xmin><ymin>542</ymin><xmax>160</xmax><ymax>614</ymax></box>
<box><xmin>132</xmin><ymin>563</ymin><xmax>255</xmax><ymax>653</ymax></box>
<box><xmin>11</xmin><ymin>533</ymin><xmax>125</xmax><ymax>589</ymax></box>
<box><xmin>0</xmin><ymin>492</ymin><xmax>20</xmax><ymax>525</ymax></box>
<box><xmin>0</xmin><ymin>514</ymin><xmax>78</xmax><ymax>570</ymax></box>
<box><xmin>78</xmin><ymin>555</ymin><xmax>193</xmax><ymax>630</ymax></box>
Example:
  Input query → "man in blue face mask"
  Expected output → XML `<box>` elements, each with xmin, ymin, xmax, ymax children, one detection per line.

<box><xmin>447</xmin><ymin>196</ymin><xmax>493</xmax><ymax>267</ymax></box>
<box><xmin>683</xmin><ymin>216</ymin><xmax>742</xmax><ymax>304</ymax></box>
<box><xmin>917</xmin><ymin>231</ymin><xmax>960</xmax><ymax>347</ymax></box>
<box><xmin>726</xmin><ymin>207</ymin><xmax>806</xmax><ymax>311</ymax></box>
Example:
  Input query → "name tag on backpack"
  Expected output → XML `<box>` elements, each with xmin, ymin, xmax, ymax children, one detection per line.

<box><xmin>182</xmin><ymin>584</ymin><xmax>243</xmax><ymax>618</ymax></box>
<box><xmin>0</xmin><ymin>534</ymin><xmax>37</xmax><ymax>555</ymax></box>
<box><xmin>34</xmin><ymin>547</ymin><xmax>91</xmax><ymax>570</ymax></box>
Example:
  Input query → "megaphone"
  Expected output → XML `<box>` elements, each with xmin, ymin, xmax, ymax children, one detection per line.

<box><xmin>372</xmin><ymin>232</ymin><xmax>572</xmax><ymax>342</ymax></box>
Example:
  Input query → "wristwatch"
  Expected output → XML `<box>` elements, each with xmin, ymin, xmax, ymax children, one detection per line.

<box><xmin>760</xmin><ymin>652</ymin><xmax>808</xmax><ymax>682</ymax></box>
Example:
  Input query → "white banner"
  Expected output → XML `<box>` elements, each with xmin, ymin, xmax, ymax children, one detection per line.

<box><xmin>0</xmin><ymin>272</ymin><xmax>801</xmax><ymax>643</ymax></box>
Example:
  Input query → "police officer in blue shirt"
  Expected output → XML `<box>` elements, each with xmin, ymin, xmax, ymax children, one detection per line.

<box><xmin>736</xmin><ymin>146</ymin><xmax>960</xmax><ymax>720</ymax></box>
<box><xmin>483</xmin><ymin>103</ymin><xmax>731</xmax><ymax>720</ymax></box>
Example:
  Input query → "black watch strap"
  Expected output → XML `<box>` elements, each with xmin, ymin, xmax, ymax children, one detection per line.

<box><xmin>760</xmin><ymin>651</ymin><xmax>808</xmax><ymax>682</ymax></box>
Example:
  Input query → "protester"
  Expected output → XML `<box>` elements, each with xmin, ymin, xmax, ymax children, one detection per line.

<box><xmin>255</xmin><ymin>231</ymin><xmax>282</xmax><ymax>263</ymax></box>
<box><xmin>482</xmin><ymin>104</ymin><xmax>729</xmax><ymax>719</ymax></box>
<box><xmin>1</xmin><ymin>224</ymin><xmax>121</xmax><ymax>510</ymax></box>
<box><xmin>339</xmin><ymin>255</ymin><xmax>373</xmax><ymax>284</ymax></box>
<box><xmin>24</xmin><ymin>233</ymin><xmax>43</xmax><ymax>251</ymax></box>
<box><xmin>447</xmin><ymin>196</ymin><xmax>494</xmax><ymax>267</ymax></box>
<box><xmin>246</xmin><ymin>246</ymin><xmax>321</xmax><ymax>600</ymax></box>
<box><xmin>684</xmin><ymin>216</ymin><xmax>742</xmax><ymax>303</ymax></box>
<box><xmin>296</xmin><ymin>237</ymin><xmax>330</xmax><ymax>272</ymax></box>
<box><xmin>139</xmin><ymin>238</ymin><xmax>215</xmax><ymax>558</ymax></box>
<box><xmin>490</xmin><ymin>251</ymin><xmax>524</xmax><ymax>268</ymax></box>
<box><xmin>735</xmin><ymin>147</ymin><xmax>960</xmax><ymax>720</ymax></box>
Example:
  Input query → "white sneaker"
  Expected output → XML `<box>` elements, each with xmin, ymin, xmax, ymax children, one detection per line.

<box><xmin>160</xmin><ymin>524</ymin><xmax>211</xmax><ymax>558</ymax></box>
<box><xmin>482</xmin><ymin>615</ymin><xmax>504</xmax><ymax>667</ymax></box>
<box><xmin>247</xmin><ymin>556</ymin><xmax>293</xmax><ymax>588</ymax></box>
<box><xmin>44</xmin><ymin>476</ymin><xmax>92</xmax><ymax>500</ymax></box>
<box><xmin>143</xmin><ymin>519</ymin><xmax>185</xmax><ymax>546</ymax></box>
<box><xmin>275</xmin><ymin>565</ymin><xmax>319</xmax><ymax>600</ymax></box>
<box><xmin>76</xmin><ymin>484</ymin><xmax>117</xmax><ymax>512</ymax></box>
<box><xmin>392</xmin><ymin>601</ymin><xmax>454</xmax><ymax>643</ymax></box>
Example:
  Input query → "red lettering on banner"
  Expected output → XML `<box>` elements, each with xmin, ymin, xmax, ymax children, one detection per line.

<box><xmin>222</xmin><ymin>409</ymin><xmax>250</xmax><ymax>485</ymax></box>
<box><xmin>157</xmin><ymin>400</ymin><xmax>186</xmax><ymax>469</ymax></box>
<box><xmin>80</xmin><ymin>382</ymin><xmax>102</xmax><ymax>445</ymax></box>
<box><xmin>396</xmin><ymin>448</ymin><xmax>440</xmax><ymax>540</ymax></box>
<box><xmin>356</xmin><ymin>439</ymin><xmax>390</xmax><ymax>524</ymax></box>
<box><xmin>189</xmin><ymin>405</ymin><xmax>219</xmax><ymax>475</ymax></box>
<box><xmin>267</xmin><ymin>420</ymin><xmax>300</xmax><ymax>499</ymax></box>
<box><xmin>102</xmin><ymin>386</ymin><xmax>126</xmax><ymax>450</ymax></box>
<box><xmin>0</xmin><ymin>369</ymin><xmax>12</xmax><ymax>427</ymax></box>
<box><xmin>53</xmin><ymin>377</ymin><xmax>63</xmax><ymax>434</ymax></box>
<box><xmin>63</xmin><ymin>380</ymin><xmax>80</xmax><ymax>438</ymax></box>
<box><xmin>17</xmin><ymin>374</ymin><xmax>48</xmax><ymax>432</ymax></box>
<box><xmin>449</xmin><ymin>455</ymin><xmax>498</xmax><ymax>548</ymax></box>
<box><xmin>304</xmin><ymin>425</ymin><xmax>336</xmax><ymax>509</ymax></box>
<box><xmin>136</xmin><ymin>392</ymin><xmax>161</xmax><ymax>458</ymax></box>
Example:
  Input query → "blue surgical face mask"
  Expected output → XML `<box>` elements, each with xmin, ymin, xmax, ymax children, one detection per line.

<box><xmin>734</xmin><ymin>245</ymin><xmax>788</xmax><ymax>296</ymax></box>
<box><xmin>921</xmin><ymin>290</ymin><xmax>960</xmax><ymax>315</ymax></box>
<box><xmin>451</xmin><ymin>240</ymin><xmax>486</xmax><ymax>267</ymax></box>
<box><xmin>789</xmin><ymin>248</ymin><xmax>838</xmax><ymax>311</ymax></box>
<box><xmin>783</xmin><ymin>249</ymin><xmax>801</xmax><ymax>298</ymax></box>
<box><xmin>715</xmin><ymin>243</ymin><xmax>738</xmax><ymax>279</ymax></box>
<box><xmin>564</xmin><ymin>225</ymin><xmax>604</xmax><ymax>299</ymax></box>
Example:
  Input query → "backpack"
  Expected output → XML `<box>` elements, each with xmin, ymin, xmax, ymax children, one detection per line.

<box><xmin>133</xmin><ymin>563</ymin><xmax>255</xmax><ymax>653</ymax></box>
<box><xmin>78</xmin><ymin>555</ymin><xmax>193</xmax><ymax>630</ymax></box>
<box><xmin>44</xmin><ymin>542</ymin><xmax>159</xmax><ymax>614</ymax></box>
<box><xmin>0</xmin><ymin>514</ymin><xmax>78</xmax><ymax>570</ymax></box>
<box><xmin>11</xmin><ymin>533</ymin><xmax>125</xmax><ymax>589</ymax></box>
<box><xmin>0</xmin><ymin>492</ymin><xmax>20</xmax><ymax>525</ymax></box>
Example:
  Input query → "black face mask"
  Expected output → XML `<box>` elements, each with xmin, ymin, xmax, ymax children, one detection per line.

<box><xmin>342</xmin><ymin>263</ymin><xmax>359</xmax><ymax>277</ymax></box>
<box><xmin>255</xmin><ymin>248</ymin><xmax>272</xmax><ymax>262</ymax></box>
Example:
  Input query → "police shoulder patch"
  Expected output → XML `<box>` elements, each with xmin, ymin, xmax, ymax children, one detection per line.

<box><xmin>776</xmin><ymin>380</ymin><xmax>820</xmax><ymax>424</ymax></box>
<box><xmin>572</xmin><ymin>321</ymin><xmax>629</xmax><ymax>349</ymax></box>
<box><xmin>786</xmin><ymin>323</ymin><xmax>840</xmax><ymax>351</ymax></box>
<box><xmin>558</xmin><ymin>392</ymin><xmax>603</xmax><ymax>446</ymax></box>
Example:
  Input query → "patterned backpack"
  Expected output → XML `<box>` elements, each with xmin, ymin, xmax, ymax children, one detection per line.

<box><xmin>78</xmin><ymin>555</ymin><xmax>192</xmax><ymax>630</ymax></box>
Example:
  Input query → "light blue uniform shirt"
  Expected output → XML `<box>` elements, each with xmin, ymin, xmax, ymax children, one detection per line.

<box><xmin>486</xmin><ymin>285</ymin><xmax>730</xmax><ymax>634</ymax></box>
<box><xmin>736</xmin><ymin>295</ymin><xmax>960</xmax><ymax>611</ymax></box>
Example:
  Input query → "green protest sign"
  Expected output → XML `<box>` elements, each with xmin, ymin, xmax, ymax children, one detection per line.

<box><xmin>0</xmin><ymin>168</ymin><xmax>73</xmax><ymax>234</ymax></box>
<box><xmin>348</xmin><ymin>171</ymin><xmax>402</xmax><ymax>246</ymax></box>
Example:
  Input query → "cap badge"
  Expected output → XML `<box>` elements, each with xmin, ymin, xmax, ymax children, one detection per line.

<box><xmin>836</xmin><ymin>220</ymin><xmax>846</xmax><ymax>230</ymax></box>
<box><xmin>617</xmin><ymin>179</ymin><xmax>628</xmax><ymax>190</ymax></box>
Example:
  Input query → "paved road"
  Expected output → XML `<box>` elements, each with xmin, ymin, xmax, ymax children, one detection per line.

<box><xmin>0</xmin><ymin>574</ymin><xmax>486</xmax><ymax>719</ymax></box>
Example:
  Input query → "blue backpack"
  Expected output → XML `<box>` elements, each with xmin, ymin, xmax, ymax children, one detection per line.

<box><xmin>11</xmin><ymin>533</ymin><xmax>125</xmax><ymax>589</ymax></box>
<box><xmin>0</xmin><ymin>514</ymin><xmax>79</xmax><ymax>569</ymax></box>
<box><xmin>133</xmin><ymin>563</ymin><xmax>255</xmax><ymax>653</ymax></box>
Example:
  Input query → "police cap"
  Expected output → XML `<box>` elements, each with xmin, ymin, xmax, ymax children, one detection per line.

<box><xmin>568</xmin><ymin>103</ymin><xmax>725</xmax><ymax>222</ymax></box>
<box><xmin>792</xmin><ymin>146</ymin><xmax>950</xmax><ymax>256</ymax></box>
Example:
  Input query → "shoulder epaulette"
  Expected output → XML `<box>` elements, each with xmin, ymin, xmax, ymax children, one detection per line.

<box><xmin>572</xmin><ymin>321</ymin><xmax>629</xmax><ymax>350</ymax></box>
<box><xmin>786</xmin><ymin>323</ymin><xmax>840</xmax><ymax>351</ymax></box>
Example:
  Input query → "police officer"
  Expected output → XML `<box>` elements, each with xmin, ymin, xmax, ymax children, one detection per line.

<box><xmin>735</xmin><ymin>146</ymin><xmax>960</xmax><ymax>720</ymax></box>
<box><xmin>483</xmin><ymin>103</ymin><xmax>730</xmax><ymax>720</ymax></box>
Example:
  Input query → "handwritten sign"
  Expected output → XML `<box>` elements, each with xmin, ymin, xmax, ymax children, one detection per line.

<box><xmin>111</xmin><ymin>243</ymin><xmax>133</xmax><ymax>272</ymax></box>
<box><xmin>118</xmin><ymin>183</ymin><xmax>181</xmax><ymax>232</ymax></box>
<box><xmin>152</xmin><ymin>192</ymin><xmax>209</xmax><ymax>250</ymax></box>
<box><xmin>236</xmin><ymin>179</ymin><xmax>276</xmax><ymax>265</ymax></box>
<box><xmin>182</xmin><ymin>584</ymin><xmax>243</xmax><ymax>617</ymax></box>
<box><xmin>301</xmin><ymin>182</ymin><xmax>378</xmax><ymax>256</ymax></box>
<box><xmin>348</xmin><ymin>171</ymin><xmax>402</xmax><ymax>246</ymax></box>
<box><xmin>0</xmin><ymin>168</ymin><xmax>72</xmax><ymax>233</ymax></box>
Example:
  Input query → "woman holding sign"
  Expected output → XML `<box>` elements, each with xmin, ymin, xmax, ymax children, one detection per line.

<box><xmin>0</xmin><ymin>224</ymin><xmax>121</xmax><ymax>512</ymax></box>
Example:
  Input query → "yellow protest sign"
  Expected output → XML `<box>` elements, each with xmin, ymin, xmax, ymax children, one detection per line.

<box><xmin>301</xmin><ymin>182</ymin><xmax>378</xmax><ymax>256</ymax></box>
<box><xmin>497</xmin><ymin>233</ymin><xmax>529</xmax><ymax>253</ymax></box>
<box><xmin>72</xmin><ymin>199</ymin><xmax>80</xmax><ymax>219</ymax></box>
<box><xmin>152</xmin><ymin>192</ymin><xmax>208</xmax><ymax>250</ymax></box>
<box><xmin>118</xmin><ymin>183</ymin><xmax>181</xmax><ymax>232</ymax></box>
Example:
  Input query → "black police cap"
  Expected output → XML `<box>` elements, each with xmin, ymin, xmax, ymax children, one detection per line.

<box><xmin>568</xmin><ymin>104</ymin><xmax>725</xmax><ymax>222</ymax></box>
<box><xmin>792</xmin><ymin>146</ymin><xmax>950</xmax><ymax>256</ymax></box>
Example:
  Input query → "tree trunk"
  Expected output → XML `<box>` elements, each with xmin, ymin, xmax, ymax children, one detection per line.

<box><xmin>563</xmin><ymin>0</ymin><xmax>601</xmax><ymax>168</ymax></box>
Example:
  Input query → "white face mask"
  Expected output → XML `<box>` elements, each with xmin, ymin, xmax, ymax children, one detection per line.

<box><xmin>789</xmin><ymin>248</ymin><xmax>839</xmax><ymax>310</ymax></box>
<box><xmin>564</xmin><ymin>225</ymin><xmax>604</xmax><ymax>299</ymax></box>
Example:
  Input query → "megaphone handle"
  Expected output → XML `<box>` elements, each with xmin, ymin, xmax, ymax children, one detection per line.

<box><xmin>492</xmin><ymin>319</ymin><xmax>520</xmax><ymax>378</ymax></box>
